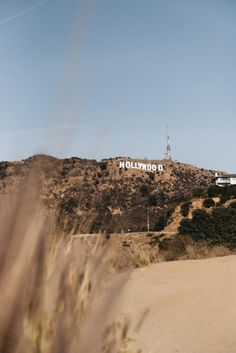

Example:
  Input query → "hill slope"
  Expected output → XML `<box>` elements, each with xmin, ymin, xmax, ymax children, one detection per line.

<box><xmin>0</xmin><ymin>155</ymin><xmax>215</xmax><ymax>233</ymax></box>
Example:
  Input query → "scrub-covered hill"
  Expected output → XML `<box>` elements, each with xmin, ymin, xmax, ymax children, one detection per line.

<box><xmin>0</xmin><ymin>155</ymin><xmax>215</xmax><ymax>234</ymax></box>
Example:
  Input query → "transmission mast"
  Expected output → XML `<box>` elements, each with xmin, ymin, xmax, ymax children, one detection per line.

<box><xmin>164</xmin><ymin>126</ymin><xmax>172</xmax><ymax>160</ymax></box>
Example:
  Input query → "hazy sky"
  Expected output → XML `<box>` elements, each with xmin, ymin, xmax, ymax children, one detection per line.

<box><xmin>0</xmin><ymin>0</ymin><xmax>235</xmax><ymax>171</ymax></box>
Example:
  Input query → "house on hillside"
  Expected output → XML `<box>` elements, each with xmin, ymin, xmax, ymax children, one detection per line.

<box><xmin>215</xmin><ymin>173</ymin><xmax>236</xmax><ymax>186</ymax></box>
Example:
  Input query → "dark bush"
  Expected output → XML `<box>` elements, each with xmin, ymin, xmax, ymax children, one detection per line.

<box><xmin>220</xmin><ymin>194</ymin><xmax>230</xmax><ymax>205</ymax></box>
<box><xmin>203</xmin><ymin>198</ymin><xmax>215</xmax><ymax>208</ymax></box>
<box><xmin>166</xmin><ymin>206</ymin><xmax>175</xmax><ymax>219</ymax></box>
<box><xmin>226</xmin><ymin>185</ymin><xmax>236</xmax><ymax>198</ymax></box>
<box><xmin>208</xmin><ymin>185</ymin><xmax>236</xmax><ymax>201</ymax></box>
<box><xmin>0</xmin><ymin>162</ymin><xmax>8</xmax><ymax>179</ymax></box>
<box><xmin>193</xmin><ymin>187</ymin><xmax>206</xmax><ymax>197</ymax></box>
<box><xmin>99</xmin><ymin>162</ymin><xmax>107</xmax><ymax>171</ymax></box>
<box><xmin>158</xmin><ymin>237</ymin><xmax>186</xmax><ymax>259</ymax></box>
<box><xmin>59</xmin><ymin>197</ymin><xmax>78</xmax><ymax>214</ymax></box>
<box><xmin>181</xmin><ymin>201</ymin><xmax>191</xmax><ymax>217</ymax></box>
<box><xmin>148</xmin><ymin>195</ymin><xmax>157</xmax><ymax>206</ymax></box>
<box><xmin>208</xmin><ymin>185</ymin><xmax>221</xmax><ymax>198</ymax></box>
<box><xmin>178</xmin><ymin>217</ymin><xmax>193</xmax><ymax>235</ymax></box>
<box><xmin>157</xmin><ymin>191</ymin><xmax>166</xmax><ymax>204</ymax></box>
<box><xmin>179</xmin><ymin>207</ymin><xmax>236</xmax><ymax>249</ymax></box>
<box><xmin>148</xmin><ymin>173</ymin><xmax>155</xmax><ymax>181</ymax></box>
<box><xmin>140</xmin><ymin>184</ymin><xmax>149</xmax><ymax>197</ymax></box>
<box><xmin>102</xmin><ymin>193</ymin><xmax>110</xmax><ymax>206</ymax></box>
<box><xmin>154</xmin><ymin>215</ymin><xmax>166</xmax><ymax>231</ymax></box>
<box><xmin>229</xmin><ymin>202</ymin><xmax>236</xmax><ymax>209</ymax></box>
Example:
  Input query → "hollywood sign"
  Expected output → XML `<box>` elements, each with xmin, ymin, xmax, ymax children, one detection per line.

<box><xmin>119</xmin><ymin>161</ymin><xmax>164</xmax><ymax>172</ymax></box>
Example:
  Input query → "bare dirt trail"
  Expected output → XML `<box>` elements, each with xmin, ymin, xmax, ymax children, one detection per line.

<box><xmin>108</xmin><ymin>255</ymin><xmax>236</xmax><ymax>353</ymax></box>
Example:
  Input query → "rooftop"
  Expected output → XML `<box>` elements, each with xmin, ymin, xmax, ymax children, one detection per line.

<box><xmin>216</xmin><ymin>174</ymin><xmax>236</xmax><ymax>178</ymax></box>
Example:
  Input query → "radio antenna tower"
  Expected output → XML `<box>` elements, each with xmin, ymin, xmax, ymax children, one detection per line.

<box><xmin>164</xmin><ymin>126</ymin><xmax>172</xmax><ymax>160</ymax></box>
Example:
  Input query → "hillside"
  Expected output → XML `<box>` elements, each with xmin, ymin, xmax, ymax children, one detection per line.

<box><xmin>0</xmin><ymin>155</ymin><xmax>216</xmax><ymax>234</ymax></box>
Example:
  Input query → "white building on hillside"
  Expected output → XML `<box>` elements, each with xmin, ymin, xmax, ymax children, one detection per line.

<box><xmin>215</xmin><ymin>173</ymin><xmax>236</xmax><ymax>186</ymax></box>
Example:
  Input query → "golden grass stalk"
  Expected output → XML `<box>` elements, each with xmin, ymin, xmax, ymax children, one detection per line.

<box><xmin>0</xmin><ymin>164</ymin><xmax>136</xmax><ymax>353</ymax></box>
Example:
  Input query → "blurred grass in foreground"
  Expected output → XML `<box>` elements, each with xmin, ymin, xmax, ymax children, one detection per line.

<box><xmin>0</xmin><ymin>162</ymin><xmax>139</xmax><ymax>353</ymax></box>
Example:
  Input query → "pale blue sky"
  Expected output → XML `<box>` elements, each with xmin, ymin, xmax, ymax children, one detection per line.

<box><xmin>0</xmin><ymin>0</ymin><xmax>235</xmax><ymax>171</ymax></box>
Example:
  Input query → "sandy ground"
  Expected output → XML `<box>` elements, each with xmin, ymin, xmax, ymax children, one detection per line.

<box><xmin>107</xmin><ymin>255</ymin><xmax>236</xmax><ymax>353</ymax></box>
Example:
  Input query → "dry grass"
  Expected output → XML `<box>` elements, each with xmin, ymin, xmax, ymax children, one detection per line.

<box><xmin>182</xmin><ymin>241</ymin><xmax>231</xmax><ymax>260</ymax></box>
<box><xmin>0</xmin><ymin>165</ymin><xmax>139</xmax><ymax>353</ymax></box>
<box><xmin>129</xmin><ymin>244</ymin><xmax>150</xmax><ymax>268</ymax></box>
<box><xmin>156</xmin><ymin>235</ymin><xmax>231</xmax><ymax>262</ymax></box>
<box><xmin>111</xmin><ymin>234</ymin><xmax>232</xmax><ymax>270</ymax></box>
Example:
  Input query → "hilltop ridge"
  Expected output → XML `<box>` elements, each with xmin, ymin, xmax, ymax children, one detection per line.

<box><xmin>0</xmin><ymin>155</ymin><xmax>216</xmax><ymax>234</ymax></box>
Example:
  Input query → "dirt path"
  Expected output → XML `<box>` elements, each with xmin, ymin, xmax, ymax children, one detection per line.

<box><xmin>108</xmin><ymin>255</ymin><xmax>236</xmax><ymax>353</ymax></box>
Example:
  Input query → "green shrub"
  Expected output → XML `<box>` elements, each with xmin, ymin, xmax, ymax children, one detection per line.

<box><xmin>178</xmin><ymin>217</ymin><xmax>193</xmax><ymax>235</ymax></box>
<box><xmin>179</xmin><ymin>209</ymin><xmax>211</xmax><ymax>239</ymax></box>
<box><xmin>207</xmin><ymin>185</ymin><xmax>236</xmax><ymax>201</ymax></box>
<box><xmin>203</xmin><ymin>198</ymin><xmax>215</xmax><ymax>208</ymax></box>
<box><xmin>179</xmin><ymin>207</ymin><xmax>236</xmax><ymax>249</ymax></box>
